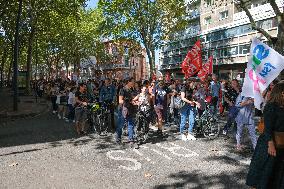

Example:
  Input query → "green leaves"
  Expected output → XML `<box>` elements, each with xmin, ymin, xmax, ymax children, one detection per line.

<box><xmin>0</xmin><ymin>0</ymin><xmax>105</xmax><ymax>79</ymax></box>
<box><xmin>98</xmin><ymin>0</ymin><xmax>189</xmax><ymax>73</ymax></box>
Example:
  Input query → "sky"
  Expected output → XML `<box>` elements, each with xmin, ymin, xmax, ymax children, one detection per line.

<box><xmin>86</xmin><ymin>0</ymin><xmax>98</xmax><ymax>8</ymax></box>
<box><xmin>86</xmin><ymin>0</ymin><xmax>160</xmax><ymax>65</ymax></box>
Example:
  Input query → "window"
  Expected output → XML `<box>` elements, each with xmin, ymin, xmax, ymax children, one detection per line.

<box><xmin>220</xmin><ymin>10</ymin><xmax>228</xmax><ymax>20</ymax></box>
<box><xmin>124</xmin><ymin>46</ymin><xmax>129</xmax><ymax>55</ymax></box>
<box><xmin>112</xmin><ymin>46</ymin><xmax>118</xmax><ymax>56</ymax></box>
<box><xmin>239</xmin><ymin>24</ymin><xmax>252</xmax><ymax>35</ymax></box>
<box><xmin>204</xmin><ymin>16</ymin><xmax>212</xmax><ymax>25</ymax></box>
<box><xmin>226</xmin><ymin>27</ymin><xmax>239</xmax><ymax>37</ymax></box>
<box><xmin>205</xmin><ymin>0</ymin><xmax>212</xmax><ymax>7</ymax></box>
<box><xmin>124</xmin><ymin>56</ymin><xmax>129</xmax><ymax>66</ymax></box>
<box><xmin>228</xmin><ymin>46</ymin><xmax>238</xmax><ymax>56</ymax></box>
<box><xmin>239</xmin><ymin>44</ymin><xmax>250</xmax><ymax>55</ymax></box>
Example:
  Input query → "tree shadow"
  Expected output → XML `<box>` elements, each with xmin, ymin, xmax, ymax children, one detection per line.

<box><xmin>153</xmin><ymin>169</ymin><xmax>249</xmax><ymax>189</ymax></box>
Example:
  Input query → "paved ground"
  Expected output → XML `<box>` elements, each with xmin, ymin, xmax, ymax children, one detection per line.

<box><xmin>0</xmin><ymin>88</ymin><xmax>48</xmax><ymax>122</ymax></box>
<box><xmin>0</xmin><ymin>110</ymin><xmax>254</xmax><ymax>189</ymax></box>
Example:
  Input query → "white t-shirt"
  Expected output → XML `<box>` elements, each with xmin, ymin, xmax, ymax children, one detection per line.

<box><xmin>68</xmin><ymin>92</ymin><xmax>75</xmax><ymax>105</ymax></box>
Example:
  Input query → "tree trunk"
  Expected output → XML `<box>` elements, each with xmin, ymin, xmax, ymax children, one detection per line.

<box><xmin>13</xmin><ymin>0</ymin><xmax>23</xmax><ymax>111</ymax></box>
<box><xmin>0</xmin><ymin>47</ymin><xmax>8</xmax><ymax>88</ymax></box>
<box><xmin>145</xmin><ymin>47</ymin><xmax>154</xmax><ymax>77</ymax></box>
<box><xmin>151</xmin><ymin>47</ymin><xmax>155</xmax><ymax>73</ymax></box>
<box><xmin>7</xmin><ymin>59</ymin><xmax>13</xmax><ymax>87</ymax></box>
<box><xmin>34</xmin><ymin>38</ymin><xmax>38</xmax><ymax>80</ymax></box>
<box><xmin>26</xmin><ymin>24</ymin><xmax>36</xmax><ymax>94</ymax></box>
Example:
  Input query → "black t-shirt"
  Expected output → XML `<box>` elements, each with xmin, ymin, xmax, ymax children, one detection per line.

<box><xmin>225</xmin><ymin>87</ymin><xmax>240</xmax><ymax>105</ymax></box>
<box><xmin>119</xmin><ymin>87</ymin><xmax>135</xmax><ymax>113</ymax></box>
<box><xmin>75</xmin><ymin>90</ymin><xmax>88</xmax><ymax>106</ymax></box>
<box><xmin>181</xmin><ymin>86</ymin><xmax>193</xmax><ymax>101</ymax></box>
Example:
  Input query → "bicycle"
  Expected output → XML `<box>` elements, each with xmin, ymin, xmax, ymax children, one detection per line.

<box><xmin>193</xmin><ymin>102</ymin><xmax>220</xmax><ymax>139</ymax></box>
<box><xmin>91</xmin><ymin>102</ymin><xmax>112</xmax><ymax>135</ymax></box>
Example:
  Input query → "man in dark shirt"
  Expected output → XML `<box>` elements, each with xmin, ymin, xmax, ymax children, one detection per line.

<box><xmin>116</xmin><ymin>77</ymin><xmax>136</xmax><ymax>146</ymax></box>
<box><xmin>75</xmin><ymin>83</ymin><xmax>88</xmax><ymax>135</ymax></box>
<box><xmin>223</xmin><ymin>79</ymin><xmax>241</xmax><ymax>135</ymax></box>
<box><xmin>99</xmin><ymin>78</ymin><xmax>116</xmax><ymax>130</ymax></box>
<box><xmin>153</xmin><ymin>81</ymin><xmax>170</xmax><ymax>135</ymax></box>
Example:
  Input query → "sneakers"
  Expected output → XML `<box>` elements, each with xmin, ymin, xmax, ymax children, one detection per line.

<box><xmin>222</xmin><ymin>130</ymin><xmax>227</xmax><ymax>135</ymax></box>
<box><xmin>58</xmin><ymin>114</ymin><xmax>62</xmax><ymax>119</ymax></box>
<box><xmin>187</xmin><ymin>133</ymin><xmax>196</xmax><ymax>141</ymax></box>
<box><xmin>52</xmin><ymin>111</ymin><xmax>56</xmax><ymax>114</ymax></box>
<box><xmin>180</xmin><ymin>134</ymin><xmax>187</xmax><ymax>141</ymax></box>
<box><xmin>157</xmin><ymin>129</ymin><xmax>163</xmax><ymax>136</ymax></box>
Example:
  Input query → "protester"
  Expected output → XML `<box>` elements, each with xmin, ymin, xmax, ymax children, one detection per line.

<box><xmin>223</xmin><ymin>79</ymin><xmax>241</xmax><ymax>135</ymax></box>
<box><xmin>179</xmin><ymin>80</ymin><xmax>199</xmax><ymax>141</ymax></box>
<box><xmin>210</xmin><ymin>74</ymin><xmax>221</xmax><ymax>116</ymax></box>
<box><xmin>153</xmin><ymin>81</ymin><xmax>169</xmax><ymax>136</ymax></box>
<box><xmin>67</xmin><ymin>87</ymin><xmax>76</xmax><ymax>123</ymax></box>
<box><xmin>116</xmin><ymin>77</ymin><xmax>136</xmax><ymax>146</ymax></box>
<box><xmin>246</xmin><ymin>81</ymin><xmax>284</xmax><ymax>189</ymax></box>
<box><xmin>74</xmin><ymin>83</ymin><xmax>88</xmax><ymax>135</ymax></box>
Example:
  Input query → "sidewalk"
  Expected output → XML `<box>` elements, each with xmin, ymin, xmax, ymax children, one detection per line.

<box><xmin>0</xmin><ymin>88</ymin><xmax>49</xmax><ymax>122</ymax></box>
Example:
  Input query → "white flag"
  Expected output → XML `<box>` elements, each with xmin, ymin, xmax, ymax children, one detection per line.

<box><xmin>242</xmin><ymin>38</ymin><xmax>284</xmax><ymax>110</ymax></box>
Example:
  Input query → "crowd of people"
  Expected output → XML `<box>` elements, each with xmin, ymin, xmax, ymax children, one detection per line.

<box><xmin>33</xmin><ymin>75</ymin><xmax>284</xmax><ymax>188</ymax></box>
<box><xmin>34</xmin><ymin>74</ymin><xmax>259</xmax><ymax>148</ymax></box>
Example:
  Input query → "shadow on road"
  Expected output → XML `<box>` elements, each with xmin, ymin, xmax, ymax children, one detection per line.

<box><xmin>153</xmin><ymin>169</ymin><xmax>249</xmax><ymax>189</ymax></box>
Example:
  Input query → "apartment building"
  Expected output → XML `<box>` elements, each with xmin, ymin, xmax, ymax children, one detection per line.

<box><xmin>91</xmin><ymin>40</ymin><xmax>149</xmax><ymax>81</ymax></box>
<box><xmin>159</xmin><ymin>0</ymin><xmax>283</xmax><ymax>80</ymax></box>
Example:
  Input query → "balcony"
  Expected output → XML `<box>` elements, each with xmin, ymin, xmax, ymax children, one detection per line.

<box><xmin>186</xmin><ymin>9</ymin><xmax>200</xmax><ymax>20</ymax></box>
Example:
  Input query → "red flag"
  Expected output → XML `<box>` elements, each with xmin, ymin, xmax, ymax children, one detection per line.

<box><xmin>152</xmin><ymin>73</ymin><xmax>157</xmax><ymax>81</ymax></box>
<box><xmin>181</xmin><ymin>40</ymin><xmax>202</xmax><ymax>78</ymax></box>
<box><xmin>198</xmin><ymin>56</ymin><xmax>213</xmax><ymax>81</ymax></box>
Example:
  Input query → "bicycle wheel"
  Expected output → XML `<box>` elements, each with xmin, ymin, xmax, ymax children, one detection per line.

<box><xmin>93</xmin><ymin>114</ymin><xmax>101</xmax><ymax>135</ymax></box>
<box><xmin>203</xmin><ymin>116</ymin><xmax>220</xmax><ymax>139</ymax></box>
<box><xmin>101</xmin><ymin>113</ymin><xmax>111</xmax><ymax>135</ymax></box>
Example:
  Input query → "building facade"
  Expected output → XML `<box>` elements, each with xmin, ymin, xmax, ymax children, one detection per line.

<box><xmin>159</xmin><ymin>0</ymin><xmax>283</xmax><ymax>80</ymax></box>
<box><xmin>90</xmin><ymin>40</ymin><xmax>149</xmax><ymax>81</ymax></box>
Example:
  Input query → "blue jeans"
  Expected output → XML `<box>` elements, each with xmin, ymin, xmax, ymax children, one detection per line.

<box><xmin>223</xmin><ymin>106</ymin><xmax>237</xmax><ymax>132</ymax></box>
<box><xmin>116</xmin><ymin>107</ymin><xmax>135</xmax><ymax>141</ymax></box>
<box><xmin>180</xmin><ymin>105</ymin><xmax>195</xmax><ymax>134</ymax></box>
<box><xmin>68</xmin><ymin>104</ymin><xmax>75</xmax><ymax>120</ymax></box>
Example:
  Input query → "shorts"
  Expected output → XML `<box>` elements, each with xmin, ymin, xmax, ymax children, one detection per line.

<box><xmin>154</xmin><ymin>105</ymin><xmax>164</xmax><ymax>121</ymax></box>
<box><xmin>75</xmin><ymin>107</ymin><xmax>87</xmax><ymax>122</ymax></box>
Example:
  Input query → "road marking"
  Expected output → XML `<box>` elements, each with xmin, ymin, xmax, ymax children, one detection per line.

<box><xmin>106</xmin><ymin>150</ymin><xmax>142</xmax><ymax>171</ymax></box>
<box><xmin>151</xmin><ymin>149</ymin><xmax>172</xmax><ymax>160</ymax></box>
<box><xmin>156</xmin><ymin>143</ymin><xmax>199</xmax><ymax>158</ymax></box>
<box><xmin>106</xmin><ymin>142</ymin><xmax>199</xmax><ymax>171</ymax></box>
<box><xmin>217</xmin><ymin>151</ymin><xmax>251</xmax><ymax>165</ymax></box>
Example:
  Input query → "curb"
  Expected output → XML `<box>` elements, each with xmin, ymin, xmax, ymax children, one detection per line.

<box><xmin>0</xmin><ymin>102</ymin><xmax>50</xmax><ymax>123</ymax></box>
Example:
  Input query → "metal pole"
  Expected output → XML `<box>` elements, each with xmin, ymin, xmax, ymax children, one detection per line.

<box><xmin>13</xmin><ymin>0</ymin><xmax>23</xmax><ymax>111</ymax></box>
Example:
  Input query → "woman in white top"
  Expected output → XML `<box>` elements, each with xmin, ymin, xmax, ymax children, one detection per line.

<box><xmin>67</xmin><ymin>87</ymin><xmax>76</xmax><ymax>122</ymax></box>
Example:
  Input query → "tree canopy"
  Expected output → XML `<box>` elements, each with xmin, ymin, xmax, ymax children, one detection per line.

<box><xmin>98</xmin><ymin>0</ymin><xmax>190</xmax><ymax>74</ymax></box>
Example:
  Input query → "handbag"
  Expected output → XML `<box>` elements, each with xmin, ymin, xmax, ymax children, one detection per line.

<box><xmin>273</xmin><ymin>131</ymin><xmax>284</xmax><ymax>149</ymax></box>
<box><xmin>257</xmin><ymin>118</ymin><xmax>265</xmax><ymax>134</ymax></box>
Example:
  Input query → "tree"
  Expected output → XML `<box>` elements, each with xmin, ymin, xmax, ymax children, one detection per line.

<box><xmin>235</xmin><ymin>0</ymin><xmax>284</xmax><ymax>55</ymax></box>
<box><xmin>98</xmin><ymin>0</ymin><xmax>190</xmax><ymax>75</ymax></box>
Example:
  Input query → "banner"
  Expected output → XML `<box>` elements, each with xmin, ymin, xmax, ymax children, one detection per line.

<box><xmin>197</xmin><ymin>56</ymin><xmax>213</xmax><ymax>81</ymax></box>
<box><xmin>181</xmin><ymin>40</ymin><xmax>202</xmax><ymax>78</ymax></box>
<box><xmin>242</xmin><ymin>38</ymin><xmax>284</xmax><ymax>109</ymax></box>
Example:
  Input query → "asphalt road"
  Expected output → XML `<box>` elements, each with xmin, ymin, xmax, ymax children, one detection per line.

<box><xmin>0</xmin><ymin>112</ymin><xmax>253</xmax><ymax>189</ymax></box>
